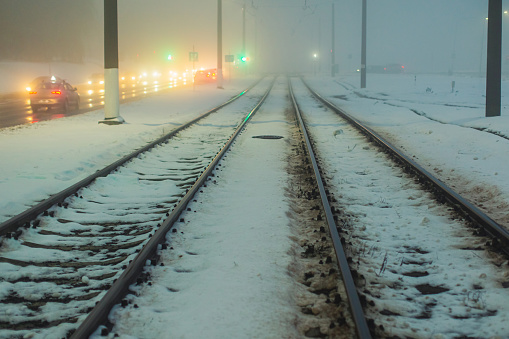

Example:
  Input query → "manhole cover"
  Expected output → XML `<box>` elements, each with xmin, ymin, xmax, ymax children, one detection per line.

<box><xmin>252</xmin><ymin>135</ymin><xmax>284</xmax><ymax>140</ymax></box>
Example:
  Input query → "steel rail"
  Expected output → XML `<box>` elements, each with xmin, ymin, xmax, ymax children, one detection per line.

<box><xmin>70</xmin><ymin>77</ymin><xmax>276</xmax><ymax>338</ymax></box>
<box><xmin>0</xmin><ymin>78</ymin><xmax>263</xmax><ymax>237</ymax></box>
<box><xmin>288</xmin><ymin>78</ymin><xmax>372</xmax><ymax>339</ymax></box>
<box><xmin>300</xmin><ymin>77</ymin><xmax>509</xmax><ymax>253</ymax></box>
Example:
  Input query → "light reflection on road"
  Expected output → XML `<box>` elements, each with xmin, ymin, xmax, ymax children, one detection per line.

<box><xmin>1</xmin><ymin>74</ymin><xmax>193</xmax><ymax>129</ymax></box>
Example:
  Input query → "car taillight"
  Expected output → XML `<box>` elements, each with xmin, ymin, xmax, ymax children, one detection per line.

<box><xmin>51</xmin><ymin>90</ymin><xmax>61</xmax><ymax>95</ymax></box>
<box><xmin>29</xmin><ymin>91</ymin><xmax>37</xmax><ymax>94</ymax></box>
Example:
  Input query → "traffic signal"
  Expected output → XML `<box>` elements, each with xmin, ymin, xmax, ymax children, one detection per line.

<box><xmin>240</xmin><ymin>56</ymin><xmax>249</xmax><ymax>62</ymax></box>
<box><xmin>167</xmin><ymin>54</ymin><xmax>174</xmax><ymax>60</ymax></box>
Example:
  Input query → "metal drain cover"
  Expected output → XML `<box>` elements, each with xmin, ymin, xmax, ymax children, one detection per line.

<box><xmin>252</xmin><ymin>135</ymin><xmax>284</xmax><ymax>140</ymax></box>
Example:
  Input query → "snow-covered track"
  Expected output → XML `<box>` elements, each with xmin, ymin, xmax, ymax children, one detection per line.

<box><xmin>293</xmin><ymin>77</ymin><xmax>509</xmax><ymax>338</ymax></box>
<box><xmin>301</xmin><ymin>78</ymin><xmax>509</xmax><ymax>255</ymax></box>
<box><xmin>0</xmin><ymin>79</ymin><xmax>262</xmax><ymax>238</ymax></box>
<box><xmin>69</xmin><ymin>78</ymin><xmax>275</xmax><ymax>339</ymax></box>
<box><xmin>289</xmin><ymin>78</ymin><xmax>372</xmax><ymax>339</ymax></box>
<box><xmin>0</xmin><ymin>78</ymin><xmax>273</xmax><ymax>338</ymax></box>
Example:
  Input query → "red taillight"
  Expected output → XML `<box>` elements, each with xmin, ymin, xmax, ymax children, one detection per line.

<box><xmin>29</xmin><ymin>91</ymin><xmax>37</xmax><ymax>94</ymax></box>
<box><xmin>51</xmin><ymin>90</ymin><xmax>61</xmax><ymax>95</ymax></box>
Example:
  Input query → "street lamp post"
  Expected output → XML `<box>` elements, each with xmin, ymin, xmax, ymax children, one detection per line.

<box><xmin>242</xmin><ymin>2</ymin><xmax>246</xmax><ymax>57</ymax></box>
<box><xmin>331</xmin><ymin>2</ymin><xmax>336</xmax><ymax>77</ymax></box>
<box><xmin>217</xmin><ymin>0</ymin><xmax>224</xmax><ymax>89</ymax></box>
<box><xmin>486</xmin><ymin>0</ymin><xmax>502</xmax><ymax>117</ymax></box>
<box><xmin>313</xmin><ymin>53</ymin><xmax>318</xmax><ymax>76</ymax></box>
<box><xmin>360</xmin><ymin>0</ymin><xmax>367</xmax><ymax>88</ymax></box>
<box><xmin>479</xmin><ymin>17</ymin><xmax>488</xmax><ymax>77</ymax></box>
<box><xmin>100</xmin><ymin>0</ymin><xmax>124</xmax><ymax>125</ymax></box>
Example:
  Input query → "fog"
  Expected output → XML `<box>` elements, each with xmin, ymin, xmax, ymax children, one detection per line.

<box><xmin>0</xmin><ymin>0</ymin><xmax>506</xmax><ymax>76</ymax></box>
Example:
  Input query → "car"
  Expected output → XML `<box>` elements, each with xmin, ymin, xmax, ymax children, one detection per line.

<box><xmin>384</xmin><ymin>64</ymin><xmax>405</xmax><ymax>73</ymax></box>
<box><xmin>29</xmin><ymin>76</ymin><xmax>80</xmax><ymax>112</ymax></box>
<box><xmin>120</xmin><ymin>72</ymin><xmax>140</xmax><ymax>84</ymax></box>
<box><xmin>87</xmin><ymin>73</ymin><xmax>104</xmax><ymax>87</ymax></box>
<box><xmin>194</xmin><ymin>69</ymin><xmax>217</xmax><ymax>83</ymax></box>
<box><xmin>25</xmin><ymin>76</ymin><xmax>63</xmax><ymax>92</ymax></box>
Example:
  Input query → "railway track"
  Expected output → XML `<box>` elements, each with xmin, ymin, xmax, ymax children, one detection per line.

<box><xmin>292</xmin><ymin>77</ymin><xmax>509</xmax><ymax>338</ymax></box>
<box><xmin>82</xmin><ymin>76</ymin><xmax>363</xmax><ymax>339</ymax></box>
<box><xmin>0</xmin><ymin>77</ymin><xmax>272</xmax><ymax>338</ymax></box>
<box><xmin>88</xmin><ymin>77</ymin><xmax>509</xmax><ymax>338</ymax></box>
<box><xmin>2</xmin><ymin>76</ymin><xmax>509</xmax><ymax>338</ymax></box>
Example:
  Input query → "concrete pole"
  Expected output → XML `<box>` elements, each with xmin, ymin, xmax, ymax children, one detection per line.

<box><xmin>217</xmin><ymin>0</ymin><xmax>224</xmax><ymax>89</ymax></box>
<box><xmin>331</xmin><ymin>2</ymin><xmax>336</xmax><ymax>77</ymax></box>
<box><xmin>360</xmin><ymin>0</ymin><xmax>367</xmax><ymax>88</ymax></box>
<box><xmin>242</xmin><ymin>2</ymin><xmax>246</xmax><ymax>56</ymax></box>
<box><xmin>101</xmin><ymin>0</ymin><xmax>124</xmax><ymax>125</ymax></box>
<box><xmin>486</xmin><ymin>0</ymin><xmax>502</xmax><ymax>117</ymax></box>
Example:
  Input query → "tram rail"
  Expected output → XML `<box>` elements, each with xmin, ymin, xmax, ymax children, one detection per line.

<box><xmin>0</xmin><ymin>78</ymin><xmax>271</xmax><ymax>338</ymax></box>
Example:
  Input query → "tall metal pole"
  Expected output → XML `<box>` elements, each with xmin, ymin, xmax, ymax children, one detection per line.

<box><xmin>331</xmin><ymin>2</ymin><xmax>336</xmax><ymax>77</ymax></box>
<box><xmin>318</xmin><ymin>16</ymin><xmax>322</xmax><ymax>73</ymax></box>
<box><xmin>479</xmin><ymin>18</ymin><xmax>488</xmax><ymax>77</ymax></box>
<box><xmin>242</xmin><ymin>2</ymin><xmax>246</xmax><ymax>56</ymax></box>
<box><xmin>360</xmin><ymin>0</ymin><xmax>367</xmax><ymax>88</ymax></box>
<box><xmin>486</xmin><ymin>0</ymin><xmax>502</xmax><ymax>117</ymax></box>
<box><xmin>101</xmin><ymin>0</ymin><xmax>124</xmax><ymax>125</ymax></box>
<box><xmin>217</xmin><ymin>0</ymin><xmax>224</xmax><ymax>89</ymax></box>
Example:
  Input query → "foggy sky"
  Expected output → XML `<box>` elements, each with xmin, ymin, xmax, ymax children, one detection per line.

<box><xmin>2</xmin><ymin>0</ymin><xmax>506</xmax><ymax>75</ymax></box>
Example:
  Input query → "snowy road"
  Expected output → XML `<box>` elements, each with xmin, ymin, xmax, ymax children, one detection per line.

<box><xmin>0</xmin><ymin>77</ymin><xmax>189</xmax><ymax>129</ymax></box>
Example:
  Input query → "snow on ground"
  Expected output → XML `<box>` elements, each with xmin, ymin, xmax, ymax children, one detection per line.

<box><xmin>0</xmin><ymin>76</ymin><xmax>253</xmax><ymax>224</ymax></box>
<box><xmin>292</xmin><ymin>78</ymin><xmax>509</xmax><ymax>338</ymax></box>
<box><xmin>2</xmin><ymin>62</ymin><xmax>509</xmax><ymax>338</ymax></box>
<box><xmin>98</xmin><ymin>79</ymin><xmax>302</xmax><ymax>339</ymax></box>
<box><xmin>307</xmin><ymin>73</ymin><xmax>509</xmax><ymax>228</ymax></box>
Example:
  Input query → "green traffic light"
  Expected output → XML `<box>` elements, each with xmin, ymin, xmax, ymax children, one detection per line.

<box><xmin>241</xmin><ymin>56</ymin><xmax>247</xmax><ymax>62</ymax></box>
